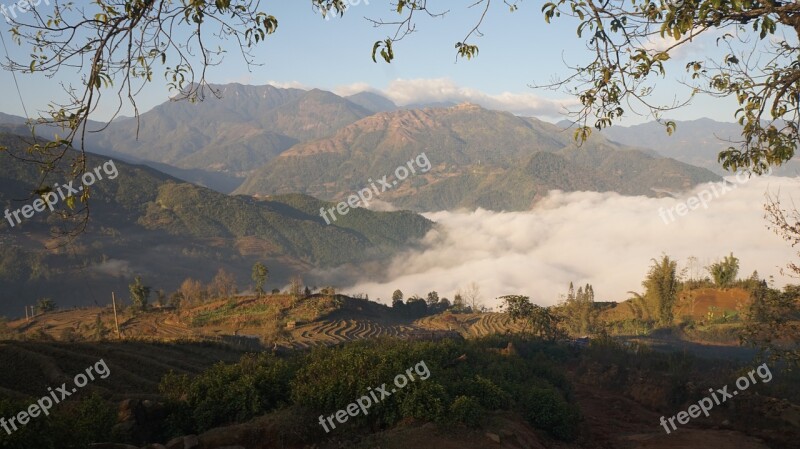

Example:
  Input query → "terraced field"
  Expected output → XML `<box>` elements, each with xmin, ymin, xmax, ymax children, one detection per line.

<box><xmin>283</xmin><ymin>312</ymin><xmax>525</xmax><ymax>349</ymax></box>
<box><xmin>0</xmin><ymin>340</ymin><xmax>248</xmax><ymax>400</ymax></box>
<box><xmin>287</xmin><ymin>319</ymin><xmax>419</xmax><ymax>349</ymax></box>
<box><xmin>414</xmin><ymin>312</ymin><xmax>526</xmax><ymax>337</ymax></box>
<box><xmin>6</xmin><ymin>298</ymin><xmax>526</xmax><ymax>351</ymax></box>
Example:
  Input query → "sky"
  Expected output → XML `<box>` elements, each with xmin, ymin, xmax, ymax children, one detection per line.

<box><xmin>0</xmin><ymin>0</ymin><xmax>744</xmax><ymax>124</ymax></box>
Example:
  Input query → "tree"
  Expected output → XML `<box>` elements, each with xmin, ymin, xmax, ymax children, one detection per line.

<box><xmin>626</xmin><ymin>291</ymin><xmax>649</xmax><ymax>321</ymax></box>
<box><xmin>707</xmin><ymin>253</ymin><xmax>740</xmax><ymax>288</ymax></box>
<box><xmin>500</xmin><ymin>295</ymin><xmax>563</xmax><ymax>341</ymax></box>
<box><xmin>34</xmin><ymin>297</ymin><xmax>56</xmax><ymax>314</ymax></box>
<box><xmin>210</xmin><ymin>268</ymin><xmax>237</xmax><ymax>299</ymax></box>
<box><xmin>643</xmin><ymin>255</ymin><xmax>680</xmax><ymax>326</ymax></box>
<box><xmin>168</xmin><ymin>291</ymin><xmax>184</xmax><ymax>308</ymax></box>
<box><xmin>93</xmin><ymin>315</ymin><xmax>109</xmax><ymax>340</ymax></box>
<box><xmin>392</xmin><ymin>289</ymin><xmax>404</xmax><ymax>303</ymax></box>
<box><xmin>452</xmin><ymin>293</ymin><xmax>466</xmax><ymax>312</ymax></box>
<box><xmin>128</xmin><ymin>276</ymin><xmax>151</xmax><ymax>311</ymax></box>
<box><xmin>745</xmin><ymin>196</ymin><xmax>800</xmax><ymax>366</ymax></box>
<box><xmin>462</xmin><ymin>282</ymin><xmax>483</xmax><ymax>312</ymax></box>
<box><xmin>155</xmin><ymin>289</ymin><xmax>167</xmax><ymax>307</ymax></box>
<box><xmin>252</xmin><ymin>262</ymin><xmax>269</xmax><ymax>297</ymax></box>
<box><xmin>392</xmin><ymin>297</ymin><xmax>405</xmax><ymax>310</ymax></box>
<box><xmin>560</xmin><ymin>282</ymin><xmax>596</xmax><ymax>335</ymax></box>
<box><xmin>426</xmin><ymin>291</ymin><xmax>440</xmax><ymax>306</ymax></box>
<box><xmin>289</xmin><ymin>276</ymin><xmax>304</xmax><ymax>299</ymax></box>
<box><xmin>406</xmin><ymin>295</ymin><xmax>428</xmax><ymax>318</ymax></box>
<box><xmin>740</xmin><ymin>281</ymin><xmax>800</xmax><ymax>368</ymax></box>
<box><xmin>180</xmin><ymin>278</ymin><xmax>205</xmax><ymax>305</ymax></box>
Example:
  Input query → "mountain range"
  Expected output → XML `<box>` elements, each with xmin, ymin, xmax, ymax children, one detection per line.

<box><xmin>0</xmin><ymin>83</ymin><xmax>769</xmax><ymax>312</ymax></box>
<box><xmin>235</xmin><ymin>102</ymin><xmax>718</xmax><ymax>210</ymax></box>
<box><xmin>50</xmin><ymin>84</ymin><xmax>724</xmax><ymax>209</ymax></box>
<box><xmin>0</xmin><ymin>132</ymin><xmax>432</xmax><ymax>314</ymax></box>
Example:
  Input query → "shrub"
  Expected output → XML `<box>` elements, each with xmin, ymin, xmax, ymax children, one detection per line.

<box><xmin>449</xmin><ymin>395</ymin><xmax>484</xmax><ymax>427</ymax></box>
<box><xmin>159</xmin><ymin>353</ymin><xmax>295</xmax><ymax>432</ymax></box>
<box><xmin>518</xmin><ymin>387</ymin><xmax>580</xmax><ymax>441</ymax></box>
<box><xmin>452</xmin><ymin>375</ymin><xmax>509</xmax><ymax>410</ymax></box>
<box><xmin>399</xmin><ymin>381</ymin><xmax>448</xmax><ymax>423</ymax></box>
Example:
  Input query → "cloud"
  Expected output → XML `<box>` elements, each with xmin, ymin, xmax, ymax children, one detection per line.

<box><xmin>336</xmin><ymin>78</ymin><xmax>576</xmax><ymax>117</ymax></box>
<box><xmin>333</xmin><ymin>175</ymin><xmax>799</xmax><ymax>309</ymax></box>
<box><xmin>89</xmin><ymin>259</ymin><xmax>133</xmax><ymax>277</ymax></box>
<box><xmin>641</xmin><ymin>28</ymin><xmax>722</xmax><ymax>61</ymax></box>
<box><xmin>333</xmin><ymin>82</ymin><xmax>377</xmax><ymax>97</ymax></box>
<box><xmin>266</xmin><ymin>80</ymin><xmax>311</xmax><ymax>90</ymax></box>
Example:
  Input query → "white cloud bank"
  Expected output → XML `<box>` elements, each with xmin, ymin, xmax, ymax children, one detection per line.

<box><xmin>335</xmin><ymin>78</ymin><xmax>577</xmax><ymax>118</ymax></box>
<box><xmin>335</xmin><ymin>175</ymin><xmax>800</xmax><ymax>309</ymax></box>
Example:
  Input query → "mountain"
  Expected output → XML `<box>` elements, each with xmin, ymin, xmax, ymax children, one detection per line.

<box><xmin>346</xmin><ymin>91</ymin><xmax>397</xmax><ymax>113</ymax></box>
<box><xmin>0</xmin><ymin>132</ymin><xmax>433</xmax><ymax>314</ymax></box>
<box><xmin>234</xmin><ymin>103</ymin><xmax>720</xmax><ymax>211</ymax></box>
<box><xmin>83</xmin><ymin>84</ymin><xmax>372</xmax><ymax>188</ymax></box>
<box><xmin>601</xmin><ymin>118</ymin><xmax>800</xmax><ymax>175</ymax></box>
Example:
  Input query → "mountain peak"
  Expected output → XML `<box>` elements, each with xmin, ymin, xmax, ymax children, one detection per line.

<box><xmin>451</xmin><ymin>102</ymin><xmax>483</xmax><ymax>111</ymax></box>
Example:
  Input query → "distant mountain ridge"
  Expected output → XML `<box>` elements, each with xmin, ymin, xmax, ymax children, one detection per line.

<box><xmin>600</xmin><ymin>118</ymin><xmax>800</xmax><ymax>175</ymax></box>
<box><xmin>0</xmin><ymin>85</ymin><xmax>727</xmax><ymax>204</ymax></box>
<box><xmin>83</xmin><ymin>84</ymin><xmax>372</xmax><ymax>185</ymax></box>
<box><xmin>235</xmin><ymin>103</ymin><xmax>720</xmax><ymax>211</ymax></box>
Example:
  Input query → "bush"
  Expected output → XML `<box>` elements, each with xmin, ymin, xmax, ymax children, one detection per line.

<box><xmin>399</xmin><ymin>381</ymin><xmax>449</xmax><ymax>423</ymax></box>
<box><xmin>159</xmin><ymin>353</ymin><xmax>295</xmax><ymax>433</ymax></box>
<box><xmin>0</xmin><ymin>393</ymin><xmax>115</xmax><ymax>449</ymax></box>
<box><xmin>158</xmin><ymin>337</ymin><xmax>583</xmax><ymax>441</ymax></box>
<box><xmin>452</xmin><ymin>375</ymin><xmax>509</xmax><ymax>410</ymax></box>
<box><xmin>449</xmin><ymin>395</ymin><xmax>484</xmax><ymax>427</ymax></box>
<box><xmin>518</xmin><ymin>387</ymin><xmax>580</xmax><ymax>441</ymax></box>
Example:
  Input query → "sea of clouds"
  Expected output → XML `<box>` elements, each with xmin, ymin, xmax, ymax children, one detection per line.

<box><xmin>330</xmin><ymin>175</ymin><xmax>800</xmax><ymax>309</ymax></box>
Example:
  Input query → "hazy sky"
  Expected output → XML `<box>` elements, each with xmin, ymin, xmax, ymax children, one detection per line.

<box><xmin>0</xmin><ymin>1</ymin><xmax>745</xmax><ymax>124</ymax></box>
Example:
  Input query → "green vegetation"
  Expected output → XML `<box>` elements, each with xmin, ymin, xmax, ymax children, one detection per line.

<box><xmin>160</xmin><ymin>353</ymin><xmax>296</xmax><ymax>433</ymax></box>
<box><xmin>557</xmin><ymin>283</ymin><xmax>598</xmax><ymax>336</ymax></box>
<box><xmin>128</xmin><ymin>276</ymin><xmax>151</xmax><ymax>311</ymax></box>
<box><xmin>0</xmin><ymin>393</ymin><xmax>116</xmax><ymax>449</ymax></box>
<box><xmin>159</xmin><ymin>337</ymin><xmax>581</xmax><ymax>441</ymax></box>
<box><xmin>34</xmin><ymin>298</ymin><xmax>56</xmax><ymax>314</ymax></box>
<box><xmin>500</xmin><ymin>295</ymin><xmax>564</xmax><ymax>341</ymax></box>
<box><xmin>643</xmin><ymin>255</ymin><xmax>680</xmax><ymax>326</ymax></box>
<box><xmin>708</xmin><ymin>253</ymin><xmax>740</xmax><ymax>288</ymax></box>
<box><xmin>252</xmin><ymin>262</ymin><xmax>268</xmax><ymax>297</ymax></box>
